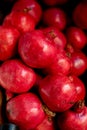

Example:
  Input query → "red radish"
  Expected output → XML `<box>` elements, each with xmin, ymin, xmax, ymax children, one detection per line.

<box><xmin>42</xmin><ymin>26</ymin><xmax>67</xmax><ymax>49</ymax></box>
<box><xmin>0</xmin><ymin>59</ymin><xmax>36</xmax><ymax>93</ymax></box>
<box><xmin>12</xmin><ymin>0</ymin><xmax>42</xmax><ymax>24</ymax></box>
<box><xmin>66</xmin><ymin>27</ymin><xmax>87</xmax><ymax>49</ymax></box>
<box><xmin>73</xmin><ymin>2</ymin><xmax>87</xmax><ymax>29</ymax></box>
<box><xmin>43</xmin><ymin>49</ymin><xmax>71</xmax><ymax>75</ymax></box>
<box><xmin>3</xmin><ymin>11</ymin><xmax>35</xmax><ymax>33</ymax></box>
<box><xmin>18</xmin><ymin>30</ymin><xmax>57</xmax><ymax>68</ymax></box>
<box><xmin>57</xmin><ymin>103</ymin><xmax>87</xmax><ymax>130</ymax></box>
<box><xmin>70</xmin><ymin>51</ymin><xmax>87</xmax><ymax>76</ymax></box>
<box><xmin>42</xmin><ymin>8</ymin><xmax>67</xmax><ymax>30</ymax></box>
<box><xmin>0</xmin><ymin>26</ymin><xmax>20</xmax><ymax>61</ymax></box>
<box><xmin>39</xmin><ymin>74</ymin><xmax>77</xmax><ymax>112</ymax></box>
<box><xmin>6</xmin><ymin>93</ymin><xmax>45</xmax><ymax>130</ymax></box>
<box><xmin>69</xmin><ymin>75</ymin><xmax>86</xmax><ymax>101</ymax></box>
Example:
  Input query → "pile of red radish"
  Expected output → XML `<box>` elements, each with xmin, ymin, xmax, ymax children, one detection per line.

<box><xmin>0</xmin><ymin>0</ymin><xmax>87</xmax><ymax>130</ymax></box>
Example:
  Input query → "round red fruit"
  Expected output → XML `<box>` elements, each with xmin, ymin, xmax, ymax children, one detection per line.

<box><xmin>39</xmin><ymin>74</ymin><xmax>77</xmax><ymax>112</ymax></box>
<box><xmin>0</xmin><ymin>59</ymin><xmax>36</xmax><ymax>93</ymax></box>
<box><xmin>42</xmin><ymin>8</ymin><xmax>67</xmax><ymax>30</ymax></box>
<box><xmin>4</xmin><ymin>11</ymin><xmax>35</xmax><ymax>33</ymax></box>
<box><xmin>18</xmin><ymin>30</ymin><xmax>57</xmax><ymax>68</ymax></box>
<box><xmin>0</xmin><ymin>26</ymin><xmax>20</xmax><ymax>61</ymax></box>
<box><xmin>69</xmin><ymin>75</ymin><xmax>86</xmax><ymax>101</ymax></box>
<box><xmin>12</xmin><ymin>0</ymin><xmax>42</xmax><ymax>24</ymax></box>
<box><xmin>6</xmin><ymin>93</ymin><xmax>45</xmax><ymax>130</ymax></box>
<box><xmin>43</xmin><ymin>49</ymin><xmax>71</xmax><ymax>75</ymax></box>
<box><xmin>33</xmin><ymin>115</ymin><xmax>55</xmax><ymax>130</ymax></box>
<box><xmin>42</xmin><ymin>26</ymin><xmax>67</xmax><ymax>49</ymax></box>
<box><xmin>58</xmin><ymin>105</ymin><xmax>87</xmax><ymax>130</ymax></box>
<box><xmin>73</xmin><ymin>2</ymin><xmax>87</xmax><ymax>29</ymax></box>
<box><xmin>70</xmin><ymin>51</ymin><xmax>87</xmax><ymax>76</ymax></box>
<box><xmin>66</xmin><ymin>27</ymin><xmax>87</xmax><ymax>49</ymax></box>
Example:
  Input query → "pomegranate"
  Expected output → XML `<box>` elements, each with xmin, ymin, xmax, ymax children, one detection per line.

<box><xmin>3</xmin><ymin>11</ymin><xmax>35</xmax><ymax>33</ymax></box>
<box><xmin>70</xmin><ymin>50</ymin><xmax>87</xmax><ymax>76</ymax></box>
<box><xmin>18</xmin><ymin>29</ymin><xmax>57</xmax><ymax>68</ymax></box>
<box><xmin>6</xmin><ymin>93</ymin><xmax>45</xmax><ymax>130</ymax></box>
<box><xmin>66</xmin><ymin>26</ymin><xmax>87</xmax><ymax>49</ymax></box>
<box><xmin>42</xmin><ymin>7</ymin><xmax>67</xmax><ymax>30</ymax></box>
<box><xmin>39</xmin><ymin>74</ymin><xmax>77</xmax><ymax>112</ymax></box>
<box><xmin>33</xmin><ymin>115</ymin><xmax>55</xmax><ymax>130</ymax></box>
<box><xmin>12</xmin><ymin>0</ymin><xmax>42</xmax><ymax>24</ymax></box>
<box><xmin>0</xmin><ymin>1</ymin><xmax>87</xmax><ymax>130</ymax></box>
<box><xmin>43</xmin><ymin>49</ymin><xmax>71</xmax><ymax>75</ymax></box>
<box><xmin>73</xmin><ymin>2</ymin><xmax>87</xmax><ymax>29</ymax></box>
<box><xmin>0</xmin><ymin>26</ymin><xmax>20</xmax><ymax>61</ymax></box>
<box><xmin>58</xmin><ymin>103</ymin><xmax>87</xmax><ymax>130</ymax></box>
<box><xmin>0</xmin><ymin>59</ymin><xmax>36</xmax><ymax>93</ymax></box>
<box><xmin>42</xmin><ymin>26</ymin><xmax>67</xmax><ymax>49</ymax></box>
<box><xmin>69</xmin><ymin>75</ymin><xmax>86</xmax><ymax>101</ymax></box>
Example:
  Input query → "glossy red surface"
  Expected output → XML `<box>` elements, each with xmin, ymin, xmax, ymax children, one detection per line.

<box><xmin>0</xmin><ymin>26</ymin><xmax>20</xmax><ymax>61</ymax></box>
<box><xmin>39</xmin><ymin>74</ymin><xmax>77</xmax><ymax>112</ymax></box>
<box><xmin>58</xmin><ymin>106</ymin><xmax>87</xmax><ymax>130</ymax></box>
<box><xmin>18</xmin><ymin>30</ymin><xmax>57</xmax><ymax>68</ymax></box>
<box><xmin>6</xmin><ymin>93</ymin><xmax>45</xmax><ymax>130</ymax></box>
<box><xmin>42</xmin><ymin>8</ymin><xmax>67</xmax><ymax>30</ymax></box>
<box><xmin>0</xmin><ymin>59</ymin><xmax>36</xmax><ymax>93</ymax></box>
